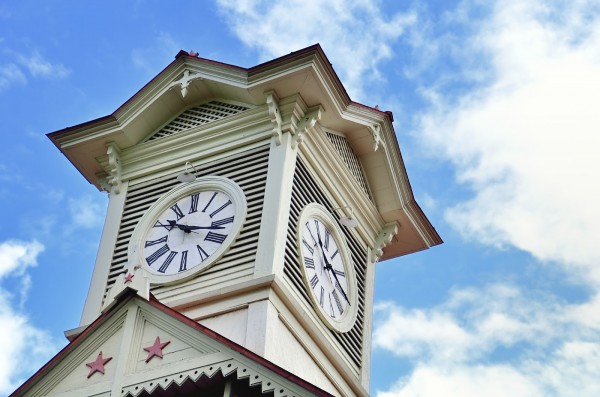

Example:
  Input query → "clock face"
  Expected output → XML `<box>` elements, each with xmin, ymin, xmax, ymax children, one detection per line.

<box><xmin>298</xmin><ymin>204</ymin><xmax>357</xmax><ymax>332</ymax></box>
<box><xmin>130</xmin><ymin>177</ymin><xmax>246</xmax><ymax>284</ymax></box>
<box><xmin>143</xmin><ymin>190</ymin><xmax>236</xmax><ymax>275</ymax></box>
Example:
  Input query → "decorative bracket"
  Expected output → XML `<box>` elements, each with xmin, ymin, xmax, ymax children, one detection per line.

<box><xmin>106</xmin><ymin>142</ymin><xmax>122</xmax><ymax>195</ymax></box>
<box><xmin>292</xmin><ymin>106</ymin><xmax>322</xmax><ymax>149</ymax></box>
<box><xmin>368</xmin><ymin>124</ymin><xmax>384</xmax><ymax>151</ymax></box>
<box><xmin>371</xmin><ymin>223</ymin><xmax>398</xmax><ymax>262</ymax></box>
<box><xmin>171</xmin><ymin>69</ymin><xmax>203</xmax><ymax>98</ymax></box>
<box><xmin>265</xmin><ymin>90</ymin><xmax>282</xmax><ymax>145</ymax></box>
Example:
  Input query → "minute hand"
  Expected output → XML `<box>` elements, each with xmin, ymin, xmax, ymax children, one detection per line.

<box><xmin>184</xmin><ymin>225</ymin><xmax>225</xmax><ymax>230</ymax></box>
<box><xmin>167</xmin><ymin>220</ymin><xmax>224</xmax><ymax>232</ymax></box>
<box><xmin>316</xmin><ymin>231</ymin><xmax>350</xmax><ymax>304</ymax></box>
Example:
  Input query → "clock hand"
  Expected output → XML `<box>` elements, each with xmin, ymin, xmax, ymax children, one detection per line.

<box><xmin>324</xmin><ymin>262</ymin><xmax>350</xmax><ymax>304</ymax></box>
<box><xmin>166</xmin><ymin>220</ymin><xmax>225</xmax><ymax>233</ymax></box>
<box><xmin>154</xmin><ymin>221</ymin><xmax>175</xmax><ymax>231</ymax></box>
<box><xmin>315</xmin><ymin>228</ymin><xmax>335</xmax><ymax>283</ymax></box>
<box><xmin>315</xmin><ymin>230</ymin><xmax>350</xmax><ymax>305</ymax></box>
<box><xmin>185</xmin><ymin>225</ymin><xmax>225</xmax><ymax>230</ymax></box>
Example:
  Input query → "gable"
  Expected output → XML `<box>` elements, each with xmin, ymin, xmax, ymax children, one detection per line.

<box><xmin>146</xmin><ymin>100</ymin><xmax>253</xmax><ymax>142</ymax></box>
<box><xmin>11</xmin><ymin>292</ymin><xmax>332</xmax><ymax>397</ymax></box>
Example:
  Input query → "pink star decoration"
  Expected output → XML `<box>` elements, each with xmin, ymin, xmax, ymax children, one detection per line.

<box><xmin>85</xmin><ymin>351</ymin><xmax>112</xmax><ymax>379</ymax></box>
<box><xmin>144</xmin><ymin>336</ymin><xmax>171</xmax><ymax>363</ymax></box>
<box><xmin>124</xmin><ymin>273</ymin><xmax>134</xmax><ymax>284</ymax></box>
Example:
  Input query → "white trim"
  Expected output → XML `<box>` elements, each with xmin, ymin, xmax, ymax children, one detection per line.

<box><xmin>80</xmin><ymin>181</ymin><xmax>128</xmax><ymax>326</ymax></box>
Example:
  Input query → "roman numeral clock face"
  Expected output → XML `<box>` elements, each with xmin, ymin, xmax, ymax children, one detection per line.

<box><xmin>298</xmin><ymin>204</ymin><xmax>357</xmax><ymax>332</ymax></box>
<box><xmin>130</xmin><ymin>177</ymin><xmax>246</xmax><ymax>284</ymax></box>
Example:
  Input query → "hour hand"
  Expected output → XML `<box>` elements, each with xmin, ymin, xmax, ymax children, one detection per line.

<box><xmin>185</xmin><ymin>225</ymin><xmax>225</xmax><ymax>230</ymax></box>
<box><xmin>166</xmin><ymin>220</ymin><xmax>224</xmax><ymax>232</ymax></box>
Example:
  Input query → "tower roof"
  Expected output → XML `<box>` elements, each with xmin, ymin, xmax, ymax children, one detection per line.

<box><xmin>48</xmin><ymin>44</ymin><xmax>441</xmax><ymax>260</ymax></box>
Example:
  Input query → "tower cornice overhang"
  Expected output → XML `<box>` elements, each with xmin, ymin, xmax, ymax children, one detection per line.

<box><xmin>48</xmin><ymin>43</ymin><xmax>441</xmax><ymax>260</ymax></box>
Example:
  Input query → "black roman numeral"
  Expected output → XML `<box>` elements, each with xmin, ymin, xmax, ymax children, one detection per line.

<box><xmin>211</xmin><ymin>216</ymin><xmax>234</xmax><ymax>227</ymax></box>
<box><xmin>324</xmin><ymin>229</ymin><xmax>330</xmax><ymax>250</ymax></box>
<box><xmin>189</xmin><ymin>193</ymin><xmax>199</xmax><ymax>213</ymax></box>
<box><xmin>145</xmin><ymin>235</ymin><xmax>168</xmax><ymax>247</ymax></box>
<box><xmin>179</xmin><ymin>250</ymin><xmax>188</xmax><ymax>272</ymax></box>
<box><xmin>197</xmin><ymin>244</ymin><xmax>209</xmax><ymax>261</ymax></box>
<box><xmin>329</xmin><ymin>296</ymin><xmax>335</xmax><ymax>318</ymax></box>
<box><xmin>153</xmin><ymin>220</ymin><xmax>173</xmax><ymax>231</ymax></box>
<box><xmin>205</xmin><ymin>232</ymin><xmax>227</xmax><ymax>244</ymax></box>
<box><xmin>319</xmin><ymin>286</ymin><xmax>324</xmax><ymax>308</ymax></box>
<box><xmin>304</xmin><ymin>257</ymin><xmax>315</xmax><ymax>269</ymax></box>
<box><xmin>333</xmin><ymin>269</ymin><xmax>345</xmax><ymax>277</ymax></box>
<box><xmin>332</xmin><ymin>289</ymin><xmax>344</xmax><ymax>314</ymax></box>
<box><xmin>209</xmin><ymin>200</ymin><xmax>232</xmax><ymax>218</ymax></box>
<box><xmin>305</xmin><ymin>222</ymin><xmax>317</xmax><ymax>245</ymax></box>
<box><xmin>310</xmin><ymin>274</ymin><xmax>319</xmax><ymax>289</ymax></box>
<box><xmin>302</xmin><ymin>238</ymin><xmax>314</xmax><ymax>255</ymax></box>
<box><xmin>158</xmin><ymin>251</ymin><xmax>178</xmax><ymax>273</ymax></box>
<box><xmin>202</xmin><ymin>192</ymin><xmax>218</xmax><ymax>213</ymax></box>
<box><xmin>170</xmin><ymin>203</ymin><xmax>184</xmax><ymax>220</ymax></box>
<box><xmin>330</xmin><ymin>249</ymin><xmax>339</xmax><ymax>260</ymax></box>
<box><xmin>146</xmin><ymin>245</ymin><xmax>170</xmax><ymax>265</ymax></box>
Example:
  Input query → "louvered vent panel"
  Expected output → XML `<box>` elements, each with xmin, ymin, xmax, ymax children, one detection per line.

<box><xmin>104</xmin><ymin>145</ymin><xmax>269</xmax><ymax>303</ymax></box>
<box><xmin>325</xmin><ymin>132</ymin><xmax>372</xmax><ymax>199</ymax></box>
<box><xmin>284</xmin><ymin>158</ymin><xmax>367</xmax><ymax>370</ymax></box>
<box><xmin>147</xmin><ymin>101</ymin><xmax>251</xmax><ymax>141</ymax></box>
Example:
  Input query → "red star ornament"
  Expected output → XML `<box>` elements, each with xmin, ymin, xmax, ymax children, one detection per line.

<box><xmin>124</xmin><ymin>272</ymin><xmax>134</xmax><ymax>284</ymax></box>
<box><xmin>86</xmin><ymin>351</ymin><xmax>112</xmax><ymax>378</ymax></box>
<box><xmin>144</xmin><ymin>336</ymin><xmax>171</xmax><ymax>363</ymax></box>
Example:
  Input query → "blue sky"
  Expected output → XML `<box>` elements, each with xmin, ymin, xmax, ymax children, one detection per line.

<box><xmin>1</xmin><ymin>1</ymin><xmax>599</xmax><ymax>396</ymax></box>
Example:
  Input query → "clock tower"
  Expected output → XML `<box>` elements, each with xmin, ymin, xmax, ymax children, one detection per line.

<box><xmin>12</xmin><ymin>45</ymin><xmax>441</xmax><ymax>397</ymax></box>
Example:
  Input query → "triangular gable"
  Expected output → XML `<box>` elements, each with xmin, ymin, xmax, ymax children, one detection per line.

<box><xmin>11</xmin><ymin>290</ymin><xmax>332</xmax><ymax>397</ymax></box>
<box><xmin>146</xmin><ymin>100</ymin><xmax>253</xmax><ymax>142</ymax></box>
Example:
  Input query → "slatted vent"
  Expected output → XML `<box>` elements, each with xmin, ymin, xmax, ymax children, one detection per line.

<box><xmin>147</xmin><ymin>101</ymin><xmax>251</xmax><ymax>141</ymax></box>
<box><xmin>104</xmin><ymin>145</ymin><xmax>269</xmax><ymax>302</ymax></box>
<box><xmin>325</xmin><ymin>132</ymin><xmax>372</xmax><ymax>199</ymax></box>
<box><xmin>284</xmin><ymin>158</ymin><xmax>367</xmax><ymax>370</ymax></box>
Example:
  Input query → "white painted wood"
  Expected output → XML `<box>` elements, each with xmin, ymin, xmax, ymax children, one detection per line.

<box><xmin>254</xmin><ymin>132</ymin><xmax>298</xmax><ymax>279</ymax></box>
<box><xmin>80</xmin><ymin>181</ymin><xmax>128</xmax><ymax>326</ymax></box>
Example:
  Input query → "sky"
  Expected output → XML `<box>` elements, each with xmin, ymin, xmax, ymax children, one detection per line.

<box><xmin>1</xmin><ymin>0</ymin><xmax>599</xmax><ymax>396</ymax></box>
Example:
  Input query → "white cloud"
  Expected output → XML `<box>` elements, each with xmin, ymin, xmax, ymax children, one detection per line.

<box><xmin>373</xmin><ymin>1</ymin><xmax>600</xmax><ymax>395</ymax></box>
<box><xmin>0</xmin><ymin>240</ymin><xmax>58</xmax><ymax>395</ymax></box>
<box><xmin>374</xmin><ymin>284</ymin><xmax>600</xmax><ymax>397</ymax></box>
<box><xmin>415</xmin><ymin>0</ymin><xmax>600</xmax><ymax>281</ymax></box>
<box><xmin>68</xmin><ymin>195</ymin><xmax>106</xmax><ymax>230</ymax></box>
<box><xmin>378</xmin><ymin>364</ymin><xmax>543</xmax><ymax>397</ymax></box>
<box><xmin>0</xmin><ymin>240</ymin><xmax>43</xmax><ymax>278</ymax></box>
<box><xmin>0</xmin><ymin>63</ymin><xmax>26</xmax><ymax>91</ymax></box>
<box><xmin>0</xmin><ymin>50</ymin><xmax>69</xmax><ymax>92</ymax></box>
<box><xmin>17</xmin><ymin>51</ymin><xmax>70</xmax><ymax>79</ymax></box>
<box><xmin>216</xmin><ymin>0</ymin><xmax>416</xmax><ymax>100</ymax></box>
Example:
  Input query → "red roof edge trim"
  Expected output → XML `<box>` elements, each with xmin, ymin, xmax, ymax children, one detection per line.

<box><xmin>350</xmin><ymin>101</ymin><xmax>395</xmax><ymax>122</ymax></box>
<box><xmin>9</xmin><ymin>289</ymin><xmax>138</xmax><ymax>397</ymax></box>
<box><xmin>11</xmin><ymin>290</ymin><xmax>333</xmax><ymax>397</ymax></box>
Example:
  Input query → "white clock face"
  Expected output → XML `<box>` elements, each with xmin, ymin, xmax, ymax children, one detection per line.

<box><xmin>297</xmin><ymin>203</ymin><xmax>357</xmax><ymax>332</ymax></box>
<box><xmin>143</xmin><ymin>190</ymin><xmax>236</xmax><ymax>276</ymax></box>
<box><xmin>129</xmin><ymin>176</ymin><xmax>247</xmax><ymax>285</ymax></box>
<box><xmin>300</xmin><ymin>217</ymin><xmax>350</xmax><ymax>320</ymax></box>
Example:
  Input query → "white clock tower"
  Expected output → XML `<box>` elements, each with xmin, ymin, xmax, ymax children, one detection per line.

<box><xmin>12</xmin><ymin>45</ymin><xmax>441</xmax><ymax>397</ymax></box>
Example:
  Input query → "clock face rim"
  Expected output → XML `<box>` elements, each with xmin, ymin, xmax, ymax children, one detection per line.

<box><xmin>297</xmin><ymin>203</ymin><xmax>358</xmax><ymax>333</ymax></box>
<box><xmin>128</xmin><ymin>176</ymin><xmax>247</xmax><ymax>285</ymax></box>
